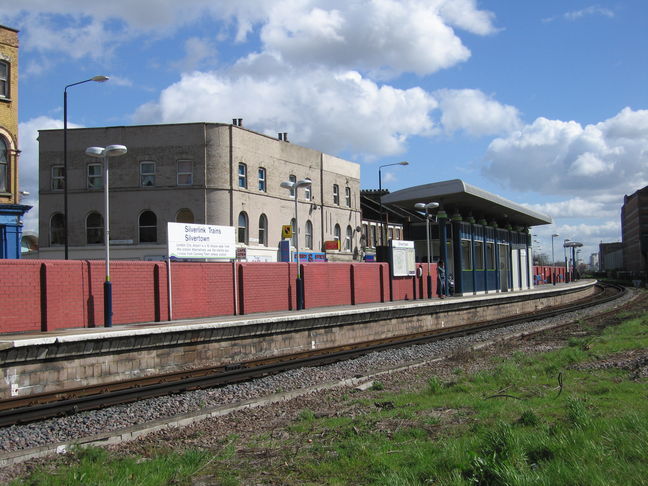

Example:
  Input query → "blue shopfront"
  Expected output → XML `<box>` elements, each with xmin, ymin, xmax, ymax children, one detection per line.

<box><xmin>0</xmin><ymin>204</ymin><xmax>31</xmax><ymax>259</ymax></box>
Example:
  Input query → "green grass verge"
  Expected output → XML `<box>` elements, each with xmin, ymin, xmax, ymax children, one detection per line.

<box><xmin>10</xmin><ymin>311</ymin><xmax>648</xmax><ymax>485</ymax></box>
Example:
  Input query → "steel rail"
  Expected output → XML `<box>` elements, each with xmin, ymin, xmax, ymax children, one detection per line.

<box><xmin>0</xmin><ymin>282</ymin><xmax>626</xmax><ymax>427</ymax></box>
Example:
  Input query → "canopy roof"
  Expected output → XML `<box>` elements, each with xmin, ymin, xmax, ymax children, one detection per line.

<box><xmin>381</xmin><ymin>179</ymin><xmax>552</xmax><ymax>227</ymax></box>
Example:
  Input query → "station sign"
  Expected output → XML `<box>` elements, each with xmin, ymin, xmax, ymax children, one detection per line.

<box><xmin>167</xmin><ymin>222</ymin><xmax>236</xmax><ymax>260</ymax></box>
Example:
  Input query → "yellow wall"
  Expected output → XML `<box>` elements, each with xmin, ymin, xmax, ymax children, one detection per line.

<box><xmin>0</xmin><ymin>25</ymin><xmax>19</xmax><ymax>204</ymax></box>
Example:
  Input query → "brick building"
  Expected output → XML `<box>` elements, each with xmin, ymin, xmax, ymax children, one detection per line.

<box><xmin>37</xmin><ymin>121</ymin><xmax>362</xmax><ymax>261</ymax></box>
<box><xmin>621</xmin><ymin>185</ymin><xmax>648</xmax><ymax>276</ymax></box>
<box><xmin>0</xmin><ymin>25</ymin><xmax>30</xmax><ymax>258</ymax></box>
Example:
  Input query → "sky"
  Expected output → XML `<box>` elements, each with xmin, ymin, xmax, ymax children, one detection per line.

<box><xmin>3</xmin><ymin>0</ymin><xmax>647</xmax><ymax>263</ymax></box>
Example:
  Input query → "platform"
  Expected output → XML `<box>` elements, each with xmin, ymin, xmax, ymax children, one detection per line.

<box><xmin>0</xmin><ymin>280</ymin><xmax>596</xmax><ymax>399</ymax></box>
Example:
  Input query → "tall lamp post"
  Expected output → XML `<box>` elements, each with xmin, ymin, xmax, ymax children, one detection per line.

<box><xmin>551</xmin><ymin>233</ymin><xmax>559</xmax><ymax>284</ymax></box>
<box><xmin>378</xmin><ymin>161</ymin><xmax>408</xmax><ymax>245</ymax></box>
<box><xmin>280</xmin><ymin>177</ymin><xmax>312</xmax><ymax>310</ymax></box>
<box><xmin>414</xmin><ymin>201</ymin><xmax>439</xmax><ymax>298</ymax></box>
<box><xmin>85</xmin><ymin>144</ymin><xmax>128</xmax><ymax>327</ymax></box>
<box><xmin>63</xmin><ymin>75</ymin><xmax>109</xmax><ymax>260</ymax></box>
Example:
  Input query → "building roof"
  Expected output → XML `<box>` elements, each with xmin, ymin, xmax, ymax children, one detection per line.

<box><xmin>381</xmin><ymin>179</ymin><xmax>552</xmax><ymax>227</ymax></box>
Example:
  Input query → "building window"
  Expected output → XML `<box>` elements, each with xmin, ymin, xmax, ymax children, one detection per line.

<box><xmin>177</xmin><ymin>160</ymin><xmax>193</xmax><ymax>185</ymax></box>
<box><xmin>238</xmin><ymin>163</ymin><xmax>247</xmax><ymax>188</ymax></box>
<box><xmin>139</xmin><ymin>210</ymin><xmax>157</xmax><ymax>243</ymax></box>
<box><xmin>305</xmin><ymin>220</ymin><xmax>313</xmax><ymax>249</ymax></box>
<box><xmin>334</xmin><ymin>224</ymin><xmax>341</xmax><ymax>246</ymax></box>
<box><xmin>258</xmin><ymin>213</ymin><xmax>268</xmax><ymax>246</ymax></box>
<box><xmin>486</xmin><ymin>242</ymin><xmax>496</xmax><ymax>270</ymax></box>
<box><xmin>87</xmin><ymin>163</ymin><xmax>102</xmax><ymax>189</ymax></box>
<box><xmin>345</xmin><ymin>225</ymin><xmax>352</xmax><ymax>251</ymax></box>
<box><xmin>345</xmin><ymin>186</ymin><xmax>351</xmax><ymax>207</ymax></box>
<box><xmin>86</xmin><ymin>212</ymin><xmax>104</xmax><ymax>244</ymax></box>
<box><xmin>0</xmin><ymin>137</ymin><xmax>7</xmax><ymax>193</ymax></box>
<box><xmin>333</xmin><ymin>184</ymin><xmax>340</xmax><ymax>205</ymax></box>
<box><xmin>0</xmin><ymin>61</ymin><xmax>8</xmax><ymax>99</ymax></box>
<box><xmin>238</xmin><ymin>211</ymin><xmax>248</xmax><ymax>244</ymax></box>
<box><xmin>304</xmin><ymin>182</ymin><xmax>311</xmax><ymax>200</ymax></box>
<box><xmin>50</xmin><ymin>213</ymin><xmax>65</xmax><ymax>245</ymax></box>
<box><xmin>288</xmin><ymin>174</ymin><xmax>296</xmax><ymax>197</ymax></box>
<box><xmin>176</xmin><ymin>208</ymin><xmax>194</xmax><ymax>223</ymax></box>
<box><xmin>51</xmin><ymin>166</ymin><xmax>64</xmax><ymax>191</ymax></box>
<box><xmin>258</xmin><ymin>167</ymin><xmax>266</xmax><ymax>192</ymax></box>
<box><xmin>140</xmin><ymin>161</ymin><xmax>155</xmax><ymax>187</ymax></box>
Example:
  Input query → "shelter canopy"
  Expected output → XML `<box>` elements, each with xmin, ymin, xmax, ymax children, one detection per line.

<box><xmin>382</xmin><ymin>179</ymin><xmax>551</xmax><ymax>227</ymax></box>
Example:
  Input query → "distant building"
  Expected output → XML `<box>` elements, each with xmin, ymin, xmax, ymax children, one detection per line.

<box><xmin>37</xmin><ymin>122</ymin><xmax>361</xmax><ymax>261</ymax></box>
<box><xmin>599</xmin><ymin>242</ymin><xmax>623</xmax><ymax>272</ymax></box>
<box><xmin>621</xmin><ymin>185</ymin><xmax>648</xmax><ymax>275</ymax></box>
<box><xmin>0</xmin><ymin>25</ymin><xmax>30</xmax><ymax>258</ymax></box>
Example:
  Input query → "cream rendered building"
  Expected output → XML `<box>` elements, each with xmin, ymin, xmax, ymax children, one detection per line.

<box><xmin>38</xmin><ymin>122</ymin><xmax>362</xmax><ymax>261</ymax></box>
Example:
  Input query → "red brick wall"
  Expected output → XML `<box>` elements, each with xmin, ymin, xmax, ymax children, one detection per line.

<box><xmin>351</xmin><ymin>263</ymin><xmax>388</xmax><ymax>304</ymax></box>
<box><xmin>303</xmin><ymin>263</ymin><xmax>353</xmax><ymax>309</ymax></box>
<box><xmin>171</xmin><ymin>262</ymin><xmax>235</xmax><ymax>320</ymax></box>
<box><xmin>0</xmin><ymin>260</ymin><xmax>42</xmax><ymax>333</ymax></box>
<box><xmin>239</xmin><ymin>263</ymin><xmax>295</xmax><ymax>314</ymax></box>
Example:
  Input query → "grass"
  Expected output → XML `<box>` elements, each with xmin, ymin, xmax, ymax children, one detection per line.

<box><xmin>9</xmin><ymin>306</ymin><xmax>648</xmax><ymax>485</ymax></box>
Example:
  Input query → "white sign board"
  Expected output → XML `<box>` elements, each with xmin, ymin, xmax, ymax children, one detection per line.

<box><xmin>390</xmin><ymin>240</ymin><xmax>416</xmax><ymax>277</ymax></box>
<box><xmin>167</xmin><ymin>222</ymin><xmax>236</xmax><ymax>260</ymax></box>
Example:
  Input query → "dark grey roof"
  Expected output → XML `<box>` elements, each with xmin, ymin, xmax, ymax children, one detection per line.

<box><xmin>381</xmin><ymin>179</ymin><xmax>552</xmax><ymax>227</ymax></box>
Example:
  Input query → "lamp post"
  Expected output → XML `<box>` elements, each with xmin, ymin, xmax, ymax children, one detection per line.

<box><xmin>63</xmin><ymin>75</ymin><xmax>109</xmax><ymax>260</ymax></box>
<box><xmin>563</xmin><ymin>239</ymin><xmax>570</xmax><ymax>282</ymax></box>
<box><xmin>280</xmin><ymin>177</ymin><xmax>312</xmax><ymax>310</ymax></box>
<box><xmin>414</xmin><ymin>201</ymin><xmax>439</xmax><ymax>298</ymax></box>
<box><xmin>85</xmin><ymin>144</ymin><xmax>127</xmax><ymax>327</ymax></box>
<box><xmin>551</xmin><ymin>233</ymin><xmax>559</xmax><ymax>284</ymax></box>
<box><xmin>378</xmin><ymin>161</ymin><xmax>408</xmax><ymax>246</ymax></box>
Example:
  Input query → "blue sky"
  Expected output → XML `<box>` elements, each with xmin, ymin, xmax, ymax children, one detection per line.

<box><xmin>3</xmin><ymin>0</ymin><xmax>647</xmax><ymax>262</ymax></box>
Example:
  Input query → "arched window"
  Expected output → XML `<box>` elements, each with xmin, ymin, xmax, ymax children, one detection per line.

<box><xmin>238</xmin><ymin>211</ymin><xmax>248</xmax><ymax>244</ymax></box>
<box><xmin>0</xmin><ymin>137</ymin><xmax>7</xmax><ymax>193</ymax></box>
<box><xmin>139</xmin><ymin>211</ymin><xmax>157</xmax><ymax>243</ymax></box>
<box><xmin>176</xmin><ymin>208</ymin><xmax>194</xmax><ymax>223</ymax></box>
<box><xmin>86</xmin><ymin>212</ymin><xmax>104</xmax><ymax>245</ymax></box>
<box><xmin>345</xmin><ymin>225</ymin><xmax>353</xmax><ymax>251</ymax></box>
<box><xmin>290</xmin><ymin>218</ymin><xmax>297</xmax><ymax>247</ymax></box>
<box><xmin>305</xmin><ymin>220</ymin><xmax>313</xmax><ymax>249</ymax></box>
<box><xmin>258</xmin><ymin>214</ymin><xmax>268</xmax><ymax>246</ymax></box>
<box><xmin>334</xmin><ymin>224</ymin><xmax>341</xmax><ymax>249</ymax></box>
<box><xmin>50</xmin><ymin>213</ymin><xmax>65</xmax><ymax>246</ymax></box>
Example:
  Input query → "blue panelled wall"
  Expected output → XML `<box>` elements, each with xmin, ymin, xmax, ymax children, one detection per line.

<box><xmin>0</xmin><ymin>204</ymin><xmax>31</xmax><ymax>259</ymax></box>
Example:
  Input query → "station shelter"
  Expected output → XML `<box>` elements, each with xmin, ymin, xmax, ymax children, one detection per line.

<box><xmin>382</xmin><ymin>179</ymin><xmax>552</xmax><ymax>295</ymax></box>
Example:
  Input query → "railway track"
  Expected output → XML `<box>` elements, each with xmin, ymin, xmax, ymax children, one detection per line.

<box><xmin>0</xmin><ymin>282</ymin><xmax>626</xmax><ymax>428</ymax></box>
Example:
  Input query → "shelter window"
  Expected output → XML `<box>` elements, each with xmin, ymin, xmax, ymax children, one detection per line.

<box><xmin>86</xmin><ymin>212</ymin><xmax>104</xmax><ymax>244</ymax></box>
<box><xmin>474</xmin><ymin>240</ymin><xmax>484</xmax><ymax>270</ymax></box>
<box><xmin>139</xmin><ymin>210</ymin><xmax>157</xmax><ymax>243</ymax></box>
<box><xmin>51</xmin><ymin>165</ymin><xmax>64</xmax><ymax>191</ymax></box>
<box><xmin>177</xmin><ymin>160</ymin><xmax>193</xmax><ymax>185</ymax></box>
<box><xmin>461</xmin><ymin>239</ymin><xmax>472</xmax><ymax>271</ymax></box>
<box><xmin>486</xmin><ymin>242</ymin><xmax>496</xmax><ymax>270</ymax></box>
<box><xmin>140</xmin><ymin>162</ymin><xmax>156</xmax><ymax>187</ymax></box>
<box><xmin>87</xmin><ymin>163</ymin><xmax>102</xmax><ymax>190</ymax></box>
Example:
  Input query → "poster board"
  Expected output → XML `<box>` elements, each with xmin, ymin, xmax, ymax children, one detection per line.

<box><xmin>390</xmin><ymin>240</ymin><xmax>416</xmax><ymax>277</ymax></box>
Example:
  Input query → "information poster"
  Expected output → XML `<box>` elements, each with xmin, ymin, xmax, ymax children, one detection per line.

<box><xmin>390</xmin><ymin>240</ymin><xmax>416</xmax><ymax>277</ymax></box>
<box><xmin>167</xmin><ymin>222</ymin><xmax>236</xmax><ymax>260</ymax></box>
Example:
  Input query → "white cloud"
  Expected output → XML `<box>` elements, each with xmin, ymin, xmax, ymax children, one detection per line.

<box><xmin>436</xmin><ymin>89</ymin><xmax>521</xmax><ymax>136</ymax></box>
<box><xmin>171</xmin><ymin>37</ymin><xmax>219</xmax><ymax>73</ymax></box>
<box><xmin>543</xmin><ymin>6</ymin><xmax>615</xmax><ymax>23</ymax></box>
<box><xmin>132</xmin><ymin>66</ymin><xmax>439</xmax><ymax>157</ymax></box>
<box><xmin>484</xmin><ymin>108</ymin><xmax>648</xmax><ymax>197</ymax></box>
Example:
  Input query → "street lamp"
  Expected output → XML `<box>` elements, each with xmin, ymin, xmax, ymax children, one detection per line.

<box><xmin>414</xmin><ymin>201</ymin><xmax>439</xmax><ymax>298</ymax></box>
<box><xmin>551</xmin><ymin>233</ymin><xmax>559</xmax><ymax>284</ymax></box>
<box><xmin>280</xmin><ymin>177</ymin><xmax>312</xmax><ymax>310</ymax></box>
<box><xmin>85</xmin><ymin>144</ymin><xmax>127</xmax><ymax>327</ymax></box>
<box><xmin>378</xmin><ymin>161</ymin><xmax>408</xmax><ymax>245</ymax></box>
<box><xmin>63</xmin><ymin>75</ymin><xmax>109</xmax><ymax>260</ymax></box>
